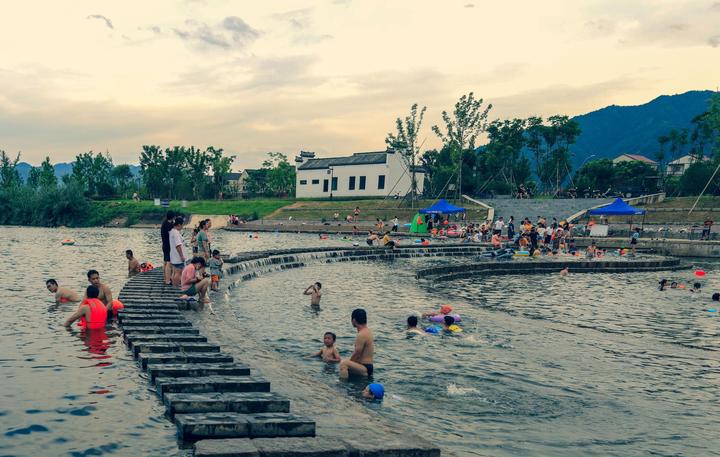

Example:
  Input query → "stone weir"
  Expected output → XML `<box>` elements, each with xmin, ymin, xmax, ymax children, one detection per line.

<box><xmin>116</xmin><ymin>244</ymin><xmax>492</xmax><ymax>456</ymax></box>
<box><xmin>415</xmin><ymin>257</ymin><xmax>690</xmax><ymax>282</ymax></box>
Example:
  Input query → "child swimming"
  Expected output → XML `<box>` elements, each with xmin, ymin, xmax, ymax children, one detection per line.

<box><xmin>443</xmin><ymin>315</ymin><xmax>462</xmax><ymax>333</ymax></box>
<box><xmin>312</xmin><ymin>332</ymin><xmax>341</xmax><ymax>363</ymax></box>
<box><xmin>362</xmin><ymin>382</ymin><xmax>384</xmax><ymax>400</ymax></box>
<box><xmin>406</xmin><ymin>315</ymin><xmax>424</xmax><ymax>335</ymax></box>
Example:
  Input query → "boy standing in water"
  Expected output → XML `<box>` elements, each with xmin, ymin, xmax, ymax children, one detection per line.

<box><xmin>208</xmin><ymin>250</ymin><xmax>223</xmax><ymax>291</ymax></box>
<box><xmin>303</xmin><ymin>282</ymin><xmax>322</xmax><ymax>306</ymax></box>
<box><xmin>126</xmin><ymin>250</ymin><xmax>141</xmax><ymax>276</ymax></box>
<box><xmin>313</xmin><ymin>332</ymin><xmax>341</xmax><ymax>363</ymax></box>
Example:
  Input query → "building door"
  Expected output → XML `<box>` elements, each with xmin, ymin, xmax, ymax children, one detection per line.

<box><xmin>323</xmin><ymin>179</ymin><xmax>329</xmax><ymax>192</ymax></box>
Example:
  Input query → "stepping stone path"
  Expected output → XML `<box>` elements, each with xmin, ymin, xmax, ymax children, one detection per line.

<box><xmin>119</xmin><ymin>251</ymin><xmax>443</xmax><ymax>456</ymax></box>
<box><xmin>117</xmin><ymin>269</ymin><xmax>315</xmax><ymax>443</ymax></box>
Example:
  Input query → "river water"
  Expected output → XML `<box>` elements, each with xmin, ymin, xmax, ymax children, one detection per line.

<box><xmin>0</xmin><ymin>226</ymin><xmax>343</xmax><ymax>457</ymax></box>
<box><xmin>1</xmin><ymin>226</ymin><xmax>719</xmax><ymax>456</ymax></box>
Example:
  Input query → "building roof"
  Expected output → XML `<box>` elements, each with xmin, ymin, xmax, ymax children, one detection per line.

<box><xmin>668</xmin><ymin>154</ymin><xmax>710</xmax><ymax>165</ymax></box>
<box><xmin>297</xmin><ymin>151</ymin><xmax>389</xmax><ymax>170</ymax></box>
<box><xmin>615</xmin><ymin>154</ymin><xmax>657</xmax><ymax>164</ymax></box>
<box><xmin>225</xmin><ymin>172</ymin><xmax>242</xmax><ymax>181</ymax></box>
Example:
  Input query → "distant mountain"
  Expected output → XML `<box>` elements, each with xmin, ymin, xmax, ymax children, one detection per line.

<box><xmin>570</xmin><ymin>90</ymin><xmax>715</xmax><ymax>168</ymax></box>
<box><xmin>16</xmin><ymin>162</ymin><xmax>140</xmax><ymax>182</ymax></box>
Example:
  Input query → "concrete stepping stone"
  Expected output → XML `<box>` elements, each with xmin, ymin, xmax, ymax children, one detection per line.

<box><xmin>194</xmin><ymin>437</ymin><xmax>348</xmax><ymax>457</ymax></box>
<box><xmin>121</xmin><ymin>319</ymin><xmax>192</xmax><ymax>328</ymax></box>
<box><xmin>118</xmin><ymin>308</ymin><xmax>181</xmax><ymax>315</ymax></box>
<box><xmin>155</xmin><ymin>375</ymin><xmax>270</xmax><ymax>396</ymax></box>
<box><xmin>133</xmin><ymin>342</ymin><xmax>221</xmax><ymax>357</ymax></box>
<box><xmin>123</xmin><ymin>326</ymin><xmax>200</xmax><ymax>336</ymax></box>
<box><xmin>118</xmin><ymin>313</ymin><xmax>182</xmax><ymax>323</ymax></box>
<box><xmin>164</xmin><ymin>392</ymin><xmax>288</xmax><ymax>415</ymax></box>
<box><xmin>138</xmin><ymin>352</ymin><xmax>234</xmax><ymax>369</ymax></box>
<box><xmin>174</xmin><ymin>412</ymin><xmax>315</xmax><ymax>440</ymax></box>
<box><xmin>147</xmin><ymin>363</ymin><xmax>250</xmax><ymax>381</ymax></box>
<box><xmin>121</xmin><ymin>303</ymin><xmax>180</xmax><ymax>310</ymax></box>
<box><xmin>125</xmin><ymin>334</ymin><xmax>207</xmax><ymax>349</ymax></box>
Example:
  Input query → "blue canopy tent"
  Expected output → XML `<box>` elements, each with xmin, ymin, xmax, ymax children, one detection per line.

<box><xmin>587</xmin><ymin>198</ymin><xmax>646</xmax><ymax>234</ymax></box>
<box><xmin>419</xmin><ymin>199</ymin><xmax>466</xmax><ymax>214</ymax></box>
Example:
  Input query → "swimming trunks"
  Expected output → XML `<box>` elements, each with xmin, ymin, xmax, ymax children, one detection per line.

<box><xmin>182</xmin><ymin>284</ymin><xmax>198</xmax><ymax>296</ymax></box>
<box><xmin>363</xmin><ymin>363</ymin><xmax>374</xmax><ymax>377</ymax></box>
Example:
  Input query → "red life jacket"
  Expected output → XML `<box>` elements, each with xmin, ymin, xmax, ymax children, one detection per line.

<box><xmin>111</xmin><ymin>299</ymin><xmax>124</xmax><ymax>317</ymax></box>
<box><xmin>78</xmin><ymin>298</ymin><xmax>108</xmax><ymax>330</ymax></box>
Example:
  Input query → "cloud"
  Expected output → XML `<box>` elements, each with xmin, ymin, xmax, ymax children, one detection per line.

<box><xmin>173</xmin><ymin>16</ymin><xmax>259</xmax><ymax>50</ymax></box>
<box><xmin>584</xmin><ymin>19</ymin><xmax>616</xmax><ymax>35</ymax></box>
<box><xmin>272</xmin><ymin>8</ymin><xmax>332</xmax><ymax>46</ymax></box>
<box><xmin>273</xmin><ymin>8</ymin><xmax>312</xmax><ymax>30</ymax></box>
<box><xmin>709</xmin><ymin>35</ymin><xmax>720</xmax><ymax>47</ymax></box>
<box><xmin>464</xmin><ymin>4</ymin><xmax>475</xmax><ymax>8</ymax></box>
<box><xmin>87</xmin><ymin>14</ymin><xmax>113</xmax><ymax>30</ymax></box>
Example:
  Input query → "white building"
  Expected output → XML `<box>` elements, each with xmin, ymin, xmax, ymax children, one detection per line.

<box><xmin>295</xmin><ymin>149</ymin><xmax>425</xmax><ymax>198</ymax></box>
<box><xmin>666</xmin><ymin>154</ymin><xmax>710</xmax><ymax>176</ymax></box>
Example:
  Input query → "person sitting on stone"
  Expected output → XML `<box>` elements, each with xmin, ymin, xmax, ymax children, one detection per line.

<box><xmin>180</xmin><ymin>256</ymin><xmax>211</xmax><ymax>303</ymax></box>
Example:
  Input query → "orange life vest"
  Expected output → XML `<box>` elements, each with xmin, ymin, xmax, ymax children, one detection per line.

<box><xmin>78</xmin><ymin>298</ymin><xmax>108</xmax><ymax>330</ymax></box>
<box><xmin>111</xmin><ymin>299</ymin><xmax>124</xmax><ymax>317</ymax></box>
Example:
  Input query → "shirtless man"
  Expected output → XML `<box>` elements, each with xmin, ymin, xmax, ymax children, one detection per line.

<box><xmin>339</xmin><ymin>308</ymin><xmax>374</xmax><ymax>379</ymax></box>
<box><xmin>86</xmin><ymin>269</ymin><xmax>113</xmax><ymax>311</ymax></box>
<box><xmin>46</xmin><ymin>279</ymin><xmax>80</xmax><ymax>304</ymax></box>
<box><xmin>126</xmin><ymin>250</ymin><xmax>141</xmax><ymax>276</ymax></box>
<box><xmin>303</xmin><ymin>282</ymin><xmax>322</xmax><ymax>306</ymax></box>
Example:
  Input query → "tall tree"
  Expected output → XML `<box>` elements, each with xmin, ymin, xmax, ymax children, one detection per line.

<box><xmin>72</xmin><ymin>151</ymin><xmax>114</xmax><ymax>198</ymax></box>
<box><xmin>208</xmin><ymin>147</ymin><xmax>235</xmax><ymax>198</ymax></box>
<box><xmin>262</xmin><ymin>152</ymin><xmax>295</xmax><ymax>197</ymax></box>
<box><xmin>0</xmin><ymin>150</ymin><xmax>21</xmax><ymax>189</ymax></box>
<box><xmin>28</xmin><ymin>156</ymin><xmax>57</xmax><ymax>189</ymax></box>
<box><xmin>432</xmin><ymin>93</ymin><xmax>492</xmax><ymax>199</ymax></box>
<box><xmin>139</xmin><ymin>145</ymin><xmax>167</xmax><ymax>198</ymax></box>
<box><xmin>385</xmin><ymin>103</ymin><xmax>427</xmax><ymax>206</ymax></box>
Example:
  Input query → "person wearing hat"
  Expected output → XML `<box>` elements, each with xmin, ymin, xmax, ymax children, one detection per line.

<box><xmin>362</xmin><ymin>383</ymin><xmax>384</xmax><ymax>400</ymax></box>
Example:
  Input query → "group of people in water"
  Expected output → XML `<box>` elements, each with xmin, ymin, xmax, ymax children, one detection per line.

<box><xmin>48</xmin><ymin>269</ymin><xmax>124</xmax><ymax>330</ymax></box>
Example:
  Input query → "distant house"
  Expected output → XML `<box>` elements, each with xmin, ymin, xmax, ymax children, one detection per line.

<box><xmin>612</xmin><ymin>154</ymin><xmax>658</xmax><ymax>168</ymax></box>
<box><xmin>295</xmin><ymin>149</ymin><xmax>425</xmax><ymax>198</ymax></box>
<box><xmin>666</xmin><ymin>154</ymin><xmax>710</xmax><ymax>176</ymax></box>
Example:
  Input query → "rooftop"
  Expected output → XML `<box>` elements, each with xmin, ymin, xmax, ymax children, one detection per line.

<box><xmin>297</xmin><ymin>151</ymin><xmax>390</xmax><ymax>170</ymax></box>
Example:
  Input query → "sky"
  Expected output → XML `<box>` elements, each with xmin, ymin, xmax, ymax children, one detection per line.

<box><xmin>1</xmin><ymin>0</ymin><xmax>719</xmax><ymax>169</ymax></box>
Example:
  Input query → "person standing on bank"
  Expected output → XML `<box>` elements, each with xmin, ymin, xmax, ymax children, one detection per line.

<box><xmin>161</xmin><ymin>211</ymin><xmax>175</xmax><ymax>285</ymax></box>
<box><xmin>169</xmin><ymin>216</ymin><xmax>187</xmax><ymax>286</ymax></box>
<box><xmin>339</xmin><ymin>308</ymin><xmax>375</xmax><ymax>379</ymax></box>
<box><xmin>630</xmin><ymin>227</ymin><xmax>640</xmax><ymax>256</ymax></box>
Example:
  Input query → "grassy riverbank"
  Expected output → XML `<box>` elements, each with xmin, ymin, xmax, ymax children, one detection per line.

<box><xmin>94</xmin><ymin>199</ymin><xmax>293</xmax><ymax>226</ymax></box>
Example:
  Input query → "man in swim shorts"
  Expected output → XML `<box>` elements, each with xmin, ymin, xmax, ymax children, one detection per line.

<box><xmin>161</xmin><ymin>211</ymin><xmax>175</xmax><ymax>285</ymax></box>
<box><xmin>303</xmin><ymin>282</ymin><xmax>322</xmax><ymax>306</ymax></box>
<box><xmin>46</xmin><ymin>279</ymin><xmax>80</xmax><ymax>304</ymax></box>
<box><xmin>339</xmin><ymin>308</ymin><xmax>375</xmax><ymax>379</ymax></box>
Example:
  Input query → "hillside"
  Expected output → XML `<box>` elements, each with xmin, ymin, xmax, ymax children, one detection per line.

<box><xmin>570</xmin><ymin>90</ymin><xmax>715</xmax><ymax>168</ymax></box>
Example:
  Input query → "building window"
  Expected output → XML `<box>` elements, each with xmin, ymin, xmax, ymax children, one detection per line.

<box><xmin>359</xmin><ymin>176</ymin><xmax>366</xmax><ymax>190</ymax></box>
<box><xmin>299</xmin><ymin>180</ymin><xmax>307</xmax><ymax>185</ymax></box>
<box><xmin>378</xmin><ymin>175</ymin><xmax>385</xmax><ymax>190</ymax></box>
<box><xmin>349</xmin><ymin>176</ymin><xmax>356</xmax><ymax>190</ymax></box>
<box><xmin>331</xmin><ymin>177</ymin><xmax>338</xmax><ymax>191</ymax></box>
<box><xmin>311</xmin><ymin>179</ymin><xmax>320</xmax><ymax>185</ymax></box>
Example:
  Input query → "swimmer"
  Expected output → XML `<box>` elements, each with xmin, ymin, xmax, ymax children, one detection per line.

<box><xmin>312</xmin><ymin>332</ymin><xmax>341</xmax><ymax>363</ymax></box>
<box><xmin>712</xmin><ymin>292</ymin><xmax>719</xmax><ymax>301</ymax></box>
<box><xmin>126</xmin><ymin>249</ymin><xmax>141</xmax><ymax>276</ymax></box>
<box><xmin>442</xmin><ymin>315</ymin><xmax>462</xmax><ymax>333</ymax></box>
<box><xmin>406</xmin><ymin>315</ymin><xmax>424</xmax><ymax>335</ymax></box>
<box><xmin>339</xmin><ymin>308</ymin><xmax>374</xmax><ymax>380</ymax></box>
<box><xmin>63</xmin><ymin>285</ymin><xmax>107</xmax><ymax>329</ymax></box>
<box><xmin>362</xmin><ymin>383</ymin><xmax>384</xmax><ymax>400</ymax></box>
<box><xmin>658</xmin><ymin>279</ymin><xmax>668</xmax><ymax>291</ymax></box>
<box><xmin>422</xmin><ymin>304</ymin><xmax>453</xmax><ymax>318</ymax></box>
<box><xmin>670</xmin><ymin>281</ymin><xmax>678</xmax><ymax>289</ymax></box>
<box><xmin>46</xmin><ymin>279</ymin><xmax>80</xmax><ymax>304</ymax></box>
<box><xmin>303</xmin><ymin>282</ymin><xmax>322</xmax><ymax>306</ymax></box>
<box><xmin>560</xmin><ymin>266</ymin><xmax>569</xmax><ymax>277</ymax></box>
<box><xmin>86</xmin><ymin>270</ymin><xmax>113</xmax><ymax>313</ymax></box>
<box><xmin>691</xmin><ymin>282</ymin><xmax>702</xmax><ymax>293</ymax></box>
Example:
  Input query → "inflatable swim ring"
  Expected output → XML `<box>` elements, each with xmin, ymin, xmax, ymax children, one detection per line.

<box><xmin>447</xmin><ymin>324</ymin><xmax>463</xmax><ymax>333</ymax></box>
<box><xmin>61</xmin><ymin>239</ymin><xmax>75</xmax><ymax>246</ymax></box>
<box><xmin>425</xmin><ymin>325</ymin><xmax>440</xmax><ymax>334</ymax></box>
<box><xmin>139</xmin><ymin>262</ymin><xmax>154</xmax><ymax>272</ymax></box>
<box><xmin>515</xmin><ymin>251</ymin><xmax>530</xmax><ymax>256</ymax></box>
<box><xmin>428</xmin><ymin>313</ymin><xmax>462</xmax><ymax>323</ymax></box>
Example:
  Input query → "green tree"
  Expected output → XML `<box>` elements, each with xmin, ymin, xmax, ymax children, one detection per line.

<box><xmin>0</xmin><ymin>150</ymin><xmax>21</xmax><ymax>189</ymax></box>
<box><xmin>574</xmin><ymin>158</ymin><xmax>614</xmax><ymax>194</ymax></box>
<box><xmin>139</xmin><ymin>145</ymin><xmax>167</xmax><ymax>198</ymax></box>
<box><xmin>679</xmin><ymin>161</ymin><xmax>719</xmax><ymax>196</ymax></box>
<box><xmin>72</xmin><ymin>151</ymin><xmax>115</xmax><ymax>198</ymax></box>
<box><xmin>420</xmin><ymin>147</ymin><xmax>455</xmax><ymax>198</ymax></box>
<box><xmin>432</xmin><ymin>93</ymin><xmax>492</xmax><ymax>199</ymax></box>
<box><xmin>111</xmin><ymin>164</ymin><xmax>135</xmax><ymax>198</ymax></box>
<box><xmin>208</xmin><ymin>147</ymin><xmax>235</xmax><ymax>199</ymax></box>
<box><xmin>185</xmin><ymin>146</ymin><xmax>210</xmax><ymax>200</ymax></box>
<box><xmin>262</xmin><ymin>152</ymin><xmax>295</xmax><ymax>197</ymax></box>
<box><xmin>483</xmin><ymin>118</ymin><xmax>530</xmax><ymax>191</ymax></box>
<box><xmin>386</xmin><ymin>103</ymin><xmax>427</xmax><ymax>206</ymax></box>
<box><xmin>27</xmin><ymin>156</ymin><xmax>57</xmax><ymax>189</ymax></box>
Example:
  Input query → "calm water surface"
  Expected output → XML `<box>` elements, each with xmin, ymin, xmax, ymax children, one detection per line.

<box><xmin>0</xmin><ymin>226</ymin><xmax>344</xmax><ymax>457</ymax></box>
<box><xmin>230</xmin><ymin>256</ymin><xmax>720</xmax><ymax>456</ymax></box>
